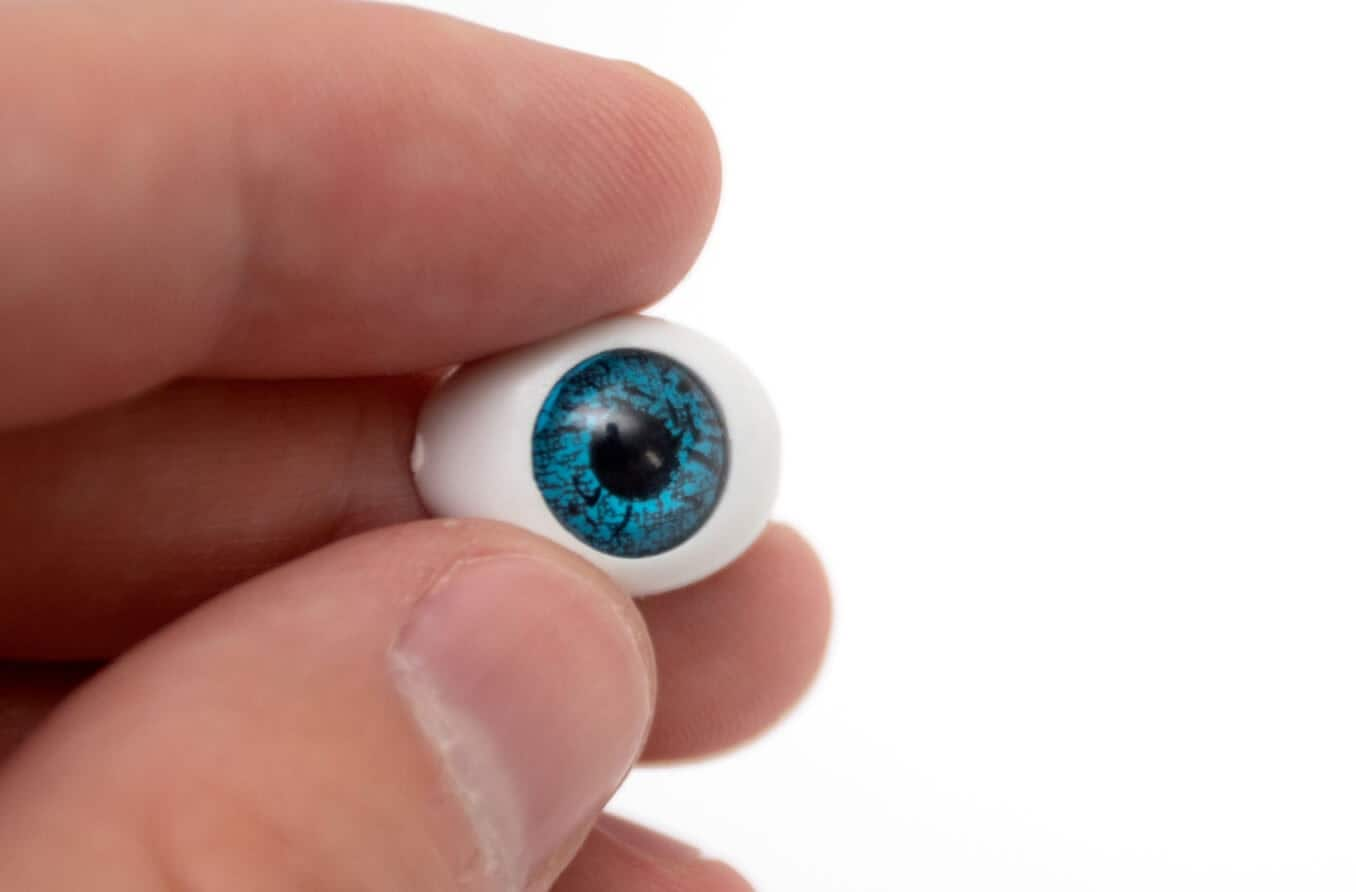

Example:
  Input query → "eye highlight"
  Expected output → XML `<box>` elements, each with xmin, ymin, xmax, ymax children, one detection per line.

<box><xmin>531</xmin><ymin>349</ymin><xmax>729</xmax><ymax>558</ymax></box>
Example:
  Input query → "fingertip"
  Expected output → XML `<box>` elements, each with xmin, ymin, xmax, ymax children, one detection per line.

<box><xmin>596</xmin><ymin>59</ymin><xmax>723</xmax><ymax>302</ymax></box>
<box><xmin>673</xmin><ymin>859</ymin><xmax>758</xmax><ymax>892</ymax></box>
<box><xmin>554</xmin><ymin>815</ymin><xmax>756</xmax><ymax>892</ymax></box>
<box><xmin>0</xmin><ymin>5</ymin><xmax>726</xmax><ymax>425</ymax></box>
<box><xmin>757</xmin><ymin>522</ymin><xmax>836</xmax><ymax>645</ymax></box>
<box><xmin>641</xmin><ymin>523</ymin><xmax>833</xmax><ymax>761</ymax></box>
<box><xmin>0</xmin><ymin>518</ymin><xmax>660</xmax><ymax>891</ymax></box>
<box><xmin>393</xmin><ymin>534</ymin><xmax>655</xmax><ymax>886</ymax></box>
<box><xmin>214</xmin><ymin>9</ymin><xmax>726</xmax><ymax>373</ymax></box>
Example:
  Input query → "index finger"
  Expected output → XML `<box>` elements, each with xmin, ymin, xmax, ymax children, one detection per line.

<box><xmin>0</xmin><ymin>3</ymin><xmax>720</xmax><ymax>427</ymax></box>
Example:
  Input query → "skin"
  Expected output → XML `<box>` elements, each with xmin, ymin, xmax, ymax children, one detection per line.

<box><xmin>0</xmin><ymin>4</ymin><xmax>832</xmax><ymax>890</ymax></box>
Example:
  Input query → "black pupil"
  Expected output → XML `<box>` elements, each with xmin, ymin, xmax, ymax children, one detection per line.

<box><xmin>589</xmin><ymin>406</ymin><xmax>679</xmax><ymax>501</ymax></box>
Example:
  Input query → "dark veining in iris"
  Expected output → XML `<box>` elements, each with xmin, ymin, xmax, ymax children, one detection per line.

<box><xmin>532</xmin><ymin>349</ymin><xmax>728</xmax><ymax>558</ymax></box>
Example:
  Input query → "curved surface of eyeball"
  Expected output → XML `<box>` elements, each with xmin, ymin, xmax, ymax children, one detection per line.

<box><xmin>412</xmin><ymin>316</ymin><xmax>780</xmax><ymax>596</ymax></box>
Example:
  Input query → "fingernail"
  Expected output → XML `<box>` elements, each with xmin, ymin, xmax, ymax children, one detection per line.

<box><xmin>393</xmin><ymin>555</ymin><xmax>653</xmax><ymax>890</ymax></box>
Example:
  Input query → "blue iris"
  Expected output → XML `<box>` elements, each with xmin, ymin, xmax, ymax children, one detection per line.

<box><xmin>532</xmin><ymin>349</ymin><xmax>729</xmax><ymax>558</ymax></box>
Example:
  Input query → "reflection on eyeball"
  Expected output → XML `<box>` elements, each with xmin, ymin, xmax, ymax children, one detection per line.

<box><xmin>412</xmin><ymin>315</ymin><xmax>780</xmax><ymax>596</ymax></box>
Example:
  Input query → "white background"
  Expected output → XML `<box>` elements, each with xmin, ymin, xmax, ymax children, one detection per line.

<box><xmin>419</xmin><ymin>2</ymin><xmax>1356</xmax><ymax>888</ymax></box>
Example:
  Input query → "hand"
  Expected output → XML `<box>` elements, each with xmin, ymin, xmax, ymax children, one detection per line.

<box><xmin>0</xmin><ymin>4</ymin><xmax>831</xmax><ymax>890</ymax></box>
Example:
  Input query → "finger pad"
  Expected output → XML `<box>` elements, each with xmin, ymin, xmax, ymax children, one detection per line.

<box><xmin>640</xmin><ymin>524</ymin><xmax>832</xmax><ymax>761</ymax></box>
<box><xmin>554</xmin><ymin>817</ymin><xmax>753</xmax><ymax>892</ymax></box>
<box><xmin>207</xmin><ymin>7</ymin><xmax>722</xmax><ymax>375</ymax></box>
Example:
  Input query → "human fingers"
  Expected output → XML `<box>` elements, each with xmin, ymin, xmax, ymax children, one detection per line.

<box><xmin>0</xmin><ymin>376</ymin><xmax>829</xmax><ymax>710</ymax></box>
<box><xmin>0</xmin><ymin>529</ymin><xmax>830</xmax><ymax>763</ymax></box>
<box><xmin>0</xmin><ymin>520</ymin><xmax>655</xmax><ymax>892</ymax></box>
<box><xmin>552</xmin><ymin>815</ymin><xmax>754</xmax><ymax>892</ymax></box>
<box><xmin>0</xmin><ymin>2</ymin><xmax>719</xmax><ymax>427</ymax></box>
<box><xmin>639</xmin><ymin>524</ymin><xmax>833</xmax><ymax>761</ymax></box>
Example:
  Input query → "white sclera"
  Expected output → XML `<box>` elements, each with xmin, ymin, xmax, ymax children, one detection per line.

<box><xmin>412</xmin><ymin>315</ymin><xmax>780</xmax><ymax>596</ymax></box>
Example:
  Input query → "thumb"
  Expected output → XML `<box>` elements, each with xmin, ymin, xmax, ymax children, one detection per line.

<box><xmin>0</xmin><ymin>520</ymin><xmax>655</xmax><ymax>892</ymax></box>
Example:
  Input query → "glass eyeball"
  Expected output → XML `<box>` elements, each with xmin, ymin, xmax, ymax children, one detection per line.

<box><xmin>412</xmin><ymin>315</ymin><xmax>780</xmax><ymax>596</ymax></box>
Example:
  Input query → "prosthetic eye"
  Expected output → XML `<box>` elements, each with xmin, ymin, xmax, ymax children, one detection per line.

<box><xmin>412</xmin><ymin>316</ymin><xmax>779</xmax><ymax>595</ymax></box>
